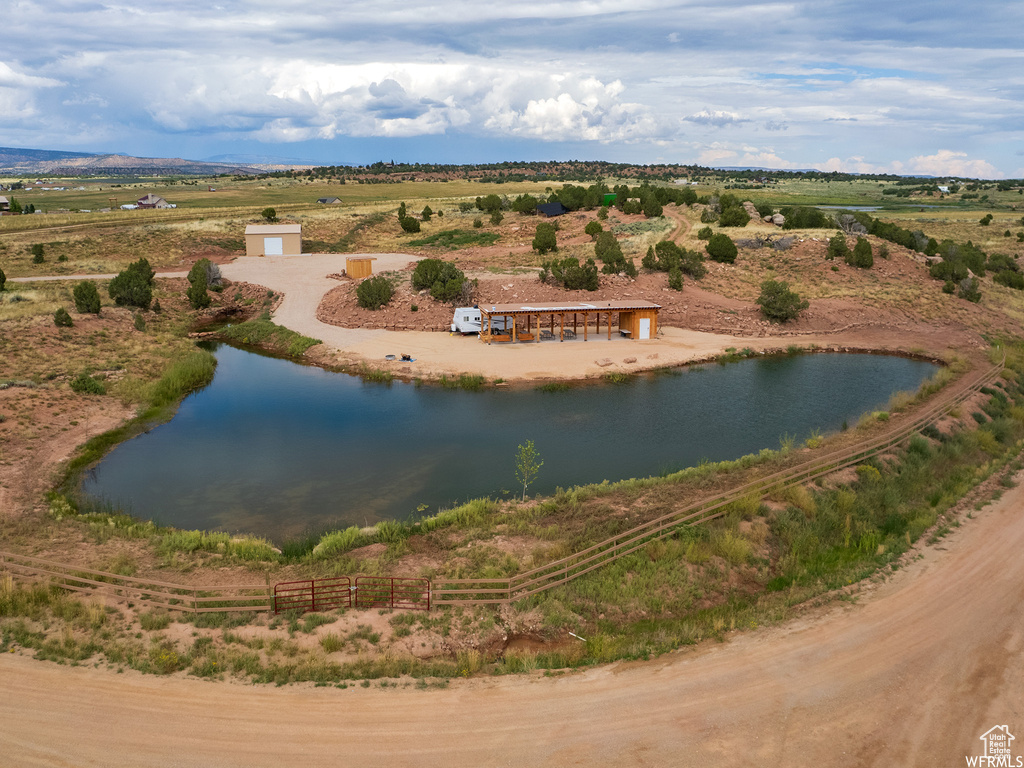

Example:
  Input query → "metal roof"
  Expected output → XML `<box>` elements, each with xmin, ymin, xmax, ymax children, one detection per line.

<box><xmin>480</xmin><ymin>300</ymin><xmax>660</xmax><ymax>316</ymax></box>
<box><xmin>244</xmin><ymin>224</ymin><xmax>302</xmax><ymax>234</ymax></box>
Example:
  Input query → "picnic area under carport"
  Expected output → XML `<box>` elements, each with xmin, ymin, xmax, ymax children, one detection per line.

<box><xmin>479</xmin><ymin>300</ymin><xmax>661</xmax><ymax>343</ymax></box>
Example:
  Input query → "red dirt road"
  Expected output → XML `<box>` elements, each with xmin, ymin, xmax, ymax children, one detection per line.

<box><xmin>4</xmin><ymin>477</ymin><xmax>1023</xmax><ymax>767</ymax></box>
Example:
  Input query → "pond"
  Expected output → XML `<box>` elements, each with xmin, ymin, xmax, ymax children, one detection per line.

<box><xmin>81</xmin><ymin>343</ymin><xmax>939</xmax><ymax>542</ymax></box>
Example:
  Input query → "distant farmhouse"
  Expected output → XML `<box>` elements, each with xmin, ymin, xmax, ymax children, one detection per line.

<box><xmin>317</xmin><ymin>197</ymin><xmax>340</xmax><ymax>204</ymax></box>
<box><xmin>0</xmin><ymin>196</ymin><xmax>9</xmax><ymax>211</ymax></box>
<box><xmin>136</xmin><ymin>194</ymin><xmax>175</xmax><ymax>209</ymax></box>
<box><xmin>245</xmin><ymin>224</ymin><xmax>302</xmax><ymax>257</ymax></box>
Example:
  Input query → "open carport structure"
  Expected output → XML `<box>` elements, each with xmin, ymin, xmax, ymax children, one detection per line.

<box><xmin>479</xmin><ymin>300</ymin><xmax>661</xmax><ymax>343</ymax></box>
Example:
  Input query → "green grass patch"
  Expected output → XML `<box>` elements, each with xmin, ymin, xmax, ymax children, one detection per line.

<box><xmin>219</xmin><ymin>314</ymin><xmax>321</xmax><ymax>357</ymax></box>
<box><xmin>408</xmin><ymin>229</ymin><xmax>500</xmax><ymax>249</ymax></box>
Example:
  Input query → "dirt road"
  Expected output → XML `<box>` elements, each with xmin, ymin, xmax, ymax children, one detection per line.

<box><xmin>4</xmin><ymin>471</ymin><xmax>1022</xmax><ymax>767</ymax></box>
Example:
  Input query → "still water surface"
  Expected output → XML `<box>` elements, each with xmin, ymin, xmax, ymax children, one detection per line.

<box><xmin>82</xmin><ymin>343</ymin><xmax>938</xmax><ymax>541</ymax></box>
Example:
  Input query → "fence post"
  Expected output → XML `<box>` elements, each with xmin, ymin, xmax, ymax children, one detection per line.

<box><xmin>265</xmin><ymin>571</ymin><xmax>272</xmax><ymax>612</ymax></box>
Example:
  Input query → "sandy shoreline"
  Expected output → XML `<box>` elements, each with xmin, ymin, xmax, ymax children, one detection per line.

<box><xmin>219</xmin><ymin>252</ymin><xmax>966</xmax><ymax>382</ymax></box>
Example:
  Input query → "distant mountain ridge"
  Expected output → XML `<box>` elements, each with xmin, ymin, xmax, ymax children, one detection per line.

<box><xmin>0</xmin><ymin>146</ymin><xmax>267</xmax><ymax>176</ymax></box>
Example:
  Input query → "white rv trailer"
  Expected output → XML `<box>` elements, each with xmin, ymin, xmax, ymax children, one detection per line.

<box><xmin>451</xmin><ymin>307</ymin><xmax>511</xmax><ymax>334</ymax></box>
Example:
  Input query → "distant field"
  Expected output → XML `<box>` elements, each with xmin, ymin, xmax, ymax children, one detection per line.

<box><xmin>0</xmin><ymin>177</ymin><xmax>555</xmax><ymax>214</ymax></box>
<box><xmin>2</xmin><ymin>173</ymin><xmax>1022</xmax><ymax>277</ymax></box>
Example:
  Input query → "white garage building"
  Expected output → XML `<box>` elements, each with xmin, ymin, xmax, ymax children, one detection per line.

<box><xmin>244</xmin><ymin>224</ymin><xmax>302</xmax><ymax>257</ymax></box>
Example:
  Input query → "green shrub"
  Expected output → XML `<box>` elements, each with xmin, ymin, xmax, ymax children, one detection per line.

<box><xmin>411</xmin><ymin>258</ymin><xmax>468</xmax><ymax>303</ymax></box>
<box><xmin>532</xmin><ymin>223</ymin><xmax>558</xmax><ymax>254</ymax></box>
<box><xmin>133</xmin><ymin>313</ymin><xmax>146</xmax><ymax>331</ymax></box>
<box><xmin>356</xmin><ymin>275</ymin><xmax>395</xmax><ymax>310</ymax></box>
<box><xmin>400</xmin><ymin>216</ymin><xmax>421</xmax><ymax>233</ymax></box>
<box><xmin>780</xmin><ymin>206</ymin><xmax>830</xmax><ymax>229</ymax></box>
<box><xmin>718</xmin><ymin>205</ymin><xmax>750</xmax><ymax>227</ymax></box>
<box><xmin>73</xmin><ymin>281</ymin><xmax>101</xmax><ymax>313</ymax></box>
<box><xmin>261</xmin><ymin>207</ymin><xmax>276</xmax><ymax>222</ymax></box>
<box><xmin>668</xmin><ymin>265</ymin><xmax>683</xmax><ymax>291</ymax></box>
<box><xmin>108</xmin><ymin>258</ymin><xmax>154</xmax><ymax>309</ymax></box>
<box><xmin>584</xmin><ymin>221</ymin><xmax>603</xmax><ymax>240</ymax></box>
<box><xmin>847</xmin><ymin>236</ymin><xmax>873</xmax><ymax>269</ymax></box>
<box><xmin>826</xmin><ymin>233</ymin><xmax>849</xmax><ymax>261</ymax></box>
<box><xmin>473</xmin><ymin>218</ymin><xmax>483</xmax><ymax>229</ymax></box>
<box><xmin>31</xmin><ymin>243</ymin><xmax>45</xmax><ymax>263</ymax></box>
<box><xmin>0</xmin><ymin>267</ymin><xmax>5</xmax><ymax>292</ymax></box>
<box><xmin>186</xmin><ymin>267</ymin><xmax>211</xmax><ymax>309</ymax></box>
<box><xmin>705</xmin><ymin>233</ymin><xmax>737</xmax><ymax>264</ymax></box>
<box><xmin>421</xmin><ymin>205</ymin><xmax>432</xmax><ymax>221</ymax></box>
<box><xmin>994</xmin><ymin>270</ymin><xmax>1024</xmax><ymax>290</ymax></box>
<box><xmin>957</xmin><ymin>277</ymin><xmax>981</xmax><ymax>303</ymax></box>
<box><xmin>53</xmin><ymin>307</ymin><xmax>73</xmax><ymax>327</ymax></box>
<box><xmin>594</xmin><ymin>231</ymin><xmax>627</xmax><ymax>273</ymax></box>
<box><xmin>541</xmin><ymin>257</ymin><xmax>599</xmax><ymax>291</ymax></box>
<box><xmin>696</xmin><ymin>226</ymin><xmax>713</xmax><ymax>240</ymax></box>
<box><xmin>756</xmin><ymin>279</ymin><xmax>808</xmax><ymax>322</ymax></box>
<box><xmin>489</xmin><ymin>210</ymin><xmax>504</xmax><ymax>226</ymax></box>
<box><xmin>70</xmin><ymin>373</ymin><xmax>106</xmax><ymax>395</ymax></box>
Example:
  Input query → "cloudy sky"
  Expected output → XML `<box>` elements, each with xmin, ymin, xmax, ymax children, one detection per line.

<box><xmin>5</xmin><ymin>1</ymin><xmax>1022</xmax><ymax>176</ymax></box>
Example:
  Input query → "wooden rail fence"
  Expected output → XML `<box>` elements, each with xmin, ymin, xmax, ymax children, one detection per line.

<box><xmin>0</xmin><ymin>357</ymin><xmax>1005</xmax><ymax>613</ymax></box>
<box><xmin>0</xmin><ymin>551</ymin><xmax>271</xmax><ymax>614</ymax></box>
<box><xmin>432</xmin><ymin>356</ymin><xmax>1005</xmax><ymax>605</ymax></box>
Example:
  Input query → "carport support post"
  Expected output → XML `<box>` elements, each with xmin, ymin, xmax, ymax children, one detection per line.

<box><xmin>559</xmin><ymin>313</ymin><xmax>565</xmax><ymax>341</ymax></box>
<box><xmin>608</xmin><ymin>312</ymin><xmax>612</xmax><ymax>339</ymax></box>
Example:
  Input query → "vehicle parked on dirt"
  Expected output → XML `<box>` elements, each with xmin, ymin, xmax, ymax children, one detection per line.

<box><xmin>451</xmin><ymin>307</ymin><xmax>511</xmax><ymax>335</ymax></box>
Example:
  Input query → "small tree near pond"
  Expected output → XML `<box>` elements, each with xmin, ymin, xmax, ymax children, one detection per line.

<box><xmin>515</xmin><ymin>440</ymin><xmax>543</xmax><ymax>501</ymax></box>
<box><xmin>756</xmin><ymin>279</ymin><xmax>808</xmax><ymax>322</ymax></box>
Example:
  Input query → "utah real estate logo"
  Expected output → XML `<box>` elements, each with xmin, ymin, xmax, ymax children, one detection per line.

<box><xmin>966</xmin><ymin>726</ymin><xmax>1023</xmax><ymax>767</ymax></box>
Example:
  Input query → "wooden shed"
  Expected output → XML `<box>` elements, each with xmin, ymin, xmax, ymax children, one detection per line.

<box><xmin>346</xmin><ymin>257</ymin><xmax>376</xmax><ymax>279</ymax></box>
<box><xmin>244</xmin><ymin>224</ymin><xmax>302</xmax><ymax>257</ymax></box>
<box><xmin>617</xmin><ymin>307</ymin><xmax>659</xmax><ymax>339</ymax></box>
<box><xmin>479</xmin><ymin>300</ymin><xmax>661</xmax><ymax>343</ymax></box>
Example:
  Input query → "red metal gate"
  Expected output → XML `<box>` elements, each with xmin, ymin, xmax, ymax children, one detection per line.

<box><xmin>355</xmin><ymin>576</ymin><xmax>431</xmax><ymax>611</ymax></box>
<box><xmin>273</xmin><ymin>577</ymin><xmax>351</xmax><ymax>614</ymax></box>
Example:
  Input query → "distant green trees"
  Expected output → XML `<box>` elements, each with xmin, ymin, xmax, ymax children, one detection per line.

<box><xmin>260</xmin><ymin>207</ymin><xmax>277</xmax><ymax>222</ymax></box>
